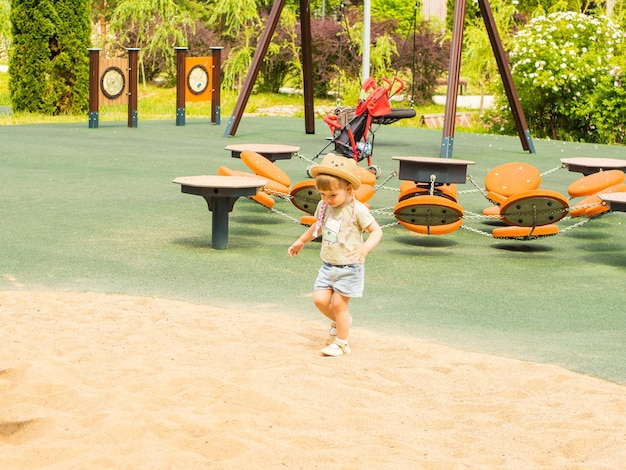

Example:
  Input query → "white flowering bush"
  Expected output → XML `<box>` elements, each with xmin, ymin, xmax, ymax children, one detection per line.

<box><xmin>489</xmin><ymin>11</ymin><xmax>626</xmax><ymax>143</ymax></box>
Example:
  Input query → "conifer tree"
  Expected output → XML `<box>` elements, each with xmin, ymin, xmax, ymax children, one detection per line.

<box><xmin>9</xmin><ymin>0</ymin><xmax>91</xmax><ymax>114</ymax></box>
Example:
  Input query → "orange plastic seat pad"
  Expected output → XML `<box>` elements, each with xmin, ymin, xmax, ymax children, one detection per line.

<box><xmin>251</xmin><ymin>191</ymin><xmax>275</xmax><ymax>209</ymax></box>
<box><xmin>398</xmin><ymin>182</ymin><xmax>458</xmax><ymax>202</ymax></box>
<box><xmin>485</xmin><ymin>191</ymin><xmax>508</xmax><ymax>205</ymax></box>
<box><xmin>354</xmin><ymin>165</ymin><xmax>377</xmax><ymax>186</ymax></box>
<box><xmin>570</xmin><ymin>182</ymin><xmax>626</xmax><ymax>217</ymax></box>
<box><xmin>492</xmin><ymin>224</ymin><xmax>559</xmax><ymax>239</ymax></box>
<box><xmin>482</xmin><ymin>205</ymin><xmax>501</xmax><ymax>217</ymax></box>
<box><xmin>241</xmin><ymin>150</ymin><xmax>291</xmax><ymax>187</ymax></box>
<box><xmin>355</xmin><ymin>184</ymin><xmax>375</xmax><ymax>203</ymax></box>
<box><xmin>397</xmin><ymin>218</ymin><xmax>463</xmax><ymax>235</ymax></box>
<box><xmin>484</xmin><ymin>162</ymin><xmax>541</xmax><ymax>197</ymax></box>
<box><xmin>300</xmin><ymin>215</ymin><xmax>318</xmax><ymax>226</ymax></box>
<box><xmin>217</xmin><ymin>166</ymin><xmax>289</xmax><ymax>195</ymax></box>
<box><xmin>567</xmin><ymin>169</ymin><xmax>625</xmax><ymax>198</ymax></box>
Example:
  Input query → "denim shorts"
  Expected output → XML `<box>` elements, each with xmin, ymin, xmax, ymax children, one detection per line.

<box><xmin>314</xmin><ymin>262</ymin><xmax>365</xmax><ymax>298</ymax></box>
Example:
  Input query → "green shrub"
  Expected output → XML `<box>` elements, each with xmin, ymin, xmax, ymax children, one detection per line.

<box><xmin>585</xmin><ymin>55</ymin><xmax>626</xmax><ymax>145</ymax></box>
<box><xmin>9</xmin><ymin>0</ymin><xmax>90</xmax><ymax>115</ymax></box>
<box><xmin>489</xmin><ymin>11</ymin><xmax>625</xmax><ymax>143</ymax></box>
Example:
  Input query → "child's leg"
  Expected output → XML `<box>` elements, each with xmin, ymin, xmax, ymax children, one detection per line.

<box><xmin>319</xmin><ymin>292</ymin><xmax>353</xmax><ymax>356</ymax></box>
<box><xmin>314</xmin><ymin>289</ymin><xmax>352</xmax><ymax>339</ymax></box>
<box><xmin>331</xmin><ymin>292</ymin><xmax>351</xmax><ymax>340</ymax></box>
<box><xmin>313</xmin><ymin>288</ymin><xmax>335</xmax><ymax>322</ymax></box>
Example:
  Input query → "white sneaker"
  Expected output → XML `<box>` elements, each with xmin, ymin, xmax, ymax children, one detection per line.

<box><xmin>321</xmin><ymin>341</ymin><xmax>351</xmax><ymax>356</ymax></box>
<box><xmin>326</xmin><ymin>322</ymin><xmax>337</xmax><ymax>345</ymax></box>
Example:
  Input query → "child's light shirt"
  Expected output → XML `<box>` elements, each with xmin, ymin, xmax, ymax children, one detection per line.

<box><xmin>314</xmin><ymin>198</ymin><xmax>375</xmax><ymax>265</ymax></box>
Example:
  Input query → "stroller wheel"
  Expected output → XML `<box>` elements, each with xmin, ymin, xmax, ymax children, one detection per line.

<box><xmin>368</xmin><ymin>165</ymin><xmax>382</xmax><ymax>178</ymax></box>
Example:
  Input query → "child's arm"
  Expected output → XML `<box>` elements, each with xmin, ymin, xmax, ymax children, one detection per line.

<box><xmin>348</xmin><ymin>220</ymin><xmax>383</xmax><ymax>263</ymax></box>
<box><xmin>288</xmin><ymin>224</ymin><xmax>318</xmax><ymax>257</ymax></box>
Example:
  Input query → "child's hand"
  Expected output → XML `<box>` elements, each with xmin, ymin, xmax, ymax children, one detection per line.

<box><xmin>347</xmin><ymin>247</ymin><xmax>367</xmax><ymax>263</ymax></box>
<box><xmin>288</xmin><ymin>241</ymin><xmax>304</xmax><ymax>257</ymax></box>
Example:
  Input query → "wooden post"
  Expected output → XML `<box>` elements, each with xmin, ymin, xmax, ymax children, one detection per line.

<box><xmin>299</xmin><ymin>0</ymin><xmax>315</xmax><ymax>134</ymax></box>
<box><xmin>477</xmin><ymin>0</ymin><xmax>534</xmax><ymax>153</ymax></box>
<box><xmin>440</xmin><ymin>0</ymin><xmax>466</xmax><ymax>158</ymax></box>
<box><xmin>127</xmin><ymin>48</ymin><xmax>140</xmax><ymax>128</ymax></box>
<box><xmin>88</xmin><ymin>48</ymin><xmax>100</xmax><ymax>129</ymax></box>
<box><xmin>210</xmin><ymin>47</ymin><xmax>223</xmax><ymax>125</ymax></box>
<box><xmin>440</xmin><ymin>0</ymin><xmax>534</xmax><ymax>157</ymax></box>
<box><xmin>175</xmin><ymin>47</ymin><xmax>188</xmax><ymax>126</ymax></box>
<box><xmin>223</xmin><ymin>0</ymin><xmax>287</xmax><ymax>137</ymax></box>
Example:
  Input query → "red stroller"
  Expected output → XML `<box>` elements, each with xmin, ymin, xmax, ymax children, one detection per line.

<box><xmin>320</xmin><ymin>77</ymin><xmax>416</xmax><ymax>176</ymax></box>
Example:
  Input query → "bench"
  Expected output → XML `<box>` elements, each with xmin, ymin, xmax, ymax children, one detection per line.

<box><xmin>419</xmin><ymin>112</ymin><xmax>473</xmax><ymax>129</ymax></box>
<box><xmin>436</xmin><ymin>78</ymin><xmax>468</xmax><ymax>95</ymax></box>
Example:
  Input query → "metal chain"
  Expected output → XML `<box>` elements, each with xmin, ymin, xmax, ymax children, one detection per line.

<box><xmin>259</xmin><ymin>195</ymin><xmax>603</xmax><ymax>238</ymax></box>
<box><xmin>460</xmin><ymin>174</ymin><xmax>488</xmax><ymax>195</ymax></box>
<box><xmin>380</xmin><ymin>221</ymin><xmax>400</xmax><ymax>229</ymax></box>
<box><xmin>568</xmin><ymin>200</ymin><xmax>606</xmax><ymax>212</ymax></box>
<box><xmin>295</xmin><ymin>152</ymin><xmax>317</xmax><ymax>166</ymax></box>
<box><xmin>262</xmin><ymin>188</ymin><xmax>293</xmax><ymax>200</ymax></box>
<box><xmin>370</xmin><ymin>206</ymin><xmax>395</xmax><ymax>215</ymax></box>
<box><xmin>252</xmin><ymin>159</ymin><xmax>608</xmax><ymax>239</ymax></box>
<box><xmin>462</xmin><ymin>210</ymin><xmax>502</xmax><ymax>221</ymax></box>
<box><xmin>460</xmin><ymin>225</ymin><xmax>493</xmax><ymax>237</ymax></box>
<box><xmin>270</xmin><ymin>206</ymin><xmax>304</xmax><ymax>224</ymax></box>
<box><xmin>541</xmin><ymin>164</ymin><xmax>565</xmax><ymax>177</ymax></box>
<box><xmin>558</xmin><ymin>216</ymin><xmax>593</xmax><ymax>233</ymax></box>
<box><xmin>374</xmin><ymin>171</ymin><xmax>398</xmax><ymax>191</ymax></box>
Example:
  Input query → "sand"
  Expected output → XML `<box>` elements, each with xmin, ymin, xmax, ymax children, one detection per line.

<box><xmin>1</xmin><ymin>290</ymin><xmax>625</xmax><ymax>469</ymax></box>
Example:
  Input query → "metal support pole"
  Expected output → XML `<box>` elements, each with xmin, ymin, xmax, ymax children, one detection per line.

<box><xmin>175</xmin><ymin>47</ymin><xmax>188</xmax><ymax>126</ymax></box>
<box><xmin>126</xmin><ymin>48</ymin><xmax>140</xmax><ymax>128</ymax></box>
<box><xmin>210</xmin><ymin>47</ymin><xmax>223</xmax><ymax>125</ymax></box>
<box><xmin>88</xmin><ymin>48</ymin><xmax>100</xmax><ymax>129</ymax></box>
<box><xmin>361</xmin><ymin>0</ymin><xmax>371</xmax><ymax>83</ymax></box>
<box><xmin>209</xmin><ymin>198</ymin><xmax>233</xmax><ymax>250</ymax></box>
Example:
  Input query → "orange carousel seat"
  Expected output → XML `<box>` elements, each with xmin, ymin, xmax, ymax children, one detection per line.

<box><xmin>567</xmin><ymin>169</ymin><xmax>625</xmax><ymax>198</ymax></box>
<box><xmin>482</xmin><ymin>162</ymin><xmax>542</xmax><ymax>217</ymax></box>
<box><xmin>569</xmin><ymin>183</ymin><xmax>626</xmax><ymax>218</ymax></box>
<box><xmin>394</xmin><ymin>195</ymin><xmax>464</xmax><ymax>235</ymax></box>
<box><xmin>498</xmin><ymin>189</ymin><xmax>569</xmax><ymax>227</ymax></box>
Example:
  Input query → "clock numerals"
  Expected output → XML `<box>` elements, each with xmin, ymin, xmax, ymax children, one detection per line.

<box><xmin>101</xmin><ymin>66</ymin><xmax>125</xmax><ymax>99</ymax></box>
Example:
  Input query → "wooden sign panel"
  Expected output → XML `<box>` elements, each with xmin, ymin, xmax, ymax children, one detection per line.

<box><xmin>185</xmin><ymin>56</ymin><xmax>212</xmax><ymax>103</ymax></box>
<box><xmin>99</xmin><ymin>58</ymin><xmax>128</xmax><ymax>105</ymax></box>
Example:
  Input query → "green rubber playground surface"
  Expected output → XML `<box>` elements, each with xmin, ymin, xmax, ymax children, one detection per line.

<box><xmin>1</xmin><ymin>116</ymin><xmax>625</xmax><ymax>384</ymax></box>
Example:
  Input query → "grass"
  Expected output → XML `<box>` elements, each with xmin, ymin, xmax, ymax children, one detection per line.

<box><xmin>0</xmin><ymin>69</ymin><xmax>490</xmax><ymax>132</ymax></box>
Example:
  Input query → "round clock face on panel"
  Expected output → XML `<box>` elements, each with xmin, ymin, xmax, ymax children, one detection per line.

<box><xmin>187</xmin><ymin>65</ymin><xmax>209</xmax><ymax>94</ymax></box>
<box><xmin>101</xmin><ymin>66</ymin><xmax>125</xmax><ymax>99</ymax></box>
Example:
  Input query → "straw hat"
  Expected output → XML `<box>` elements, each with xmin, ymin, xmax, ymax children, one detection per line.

<box><xmin>309</xmin><ymin>153</ymin><xmax>361</xmax><ymax>189</ymax></box>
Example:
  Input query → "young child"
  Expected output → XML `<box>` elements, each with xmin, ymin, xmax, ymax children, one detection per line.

<box><xmin>288</xmin><ymin>153</ymin><xmax>383</xmax><ymax>356</ymax></box>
